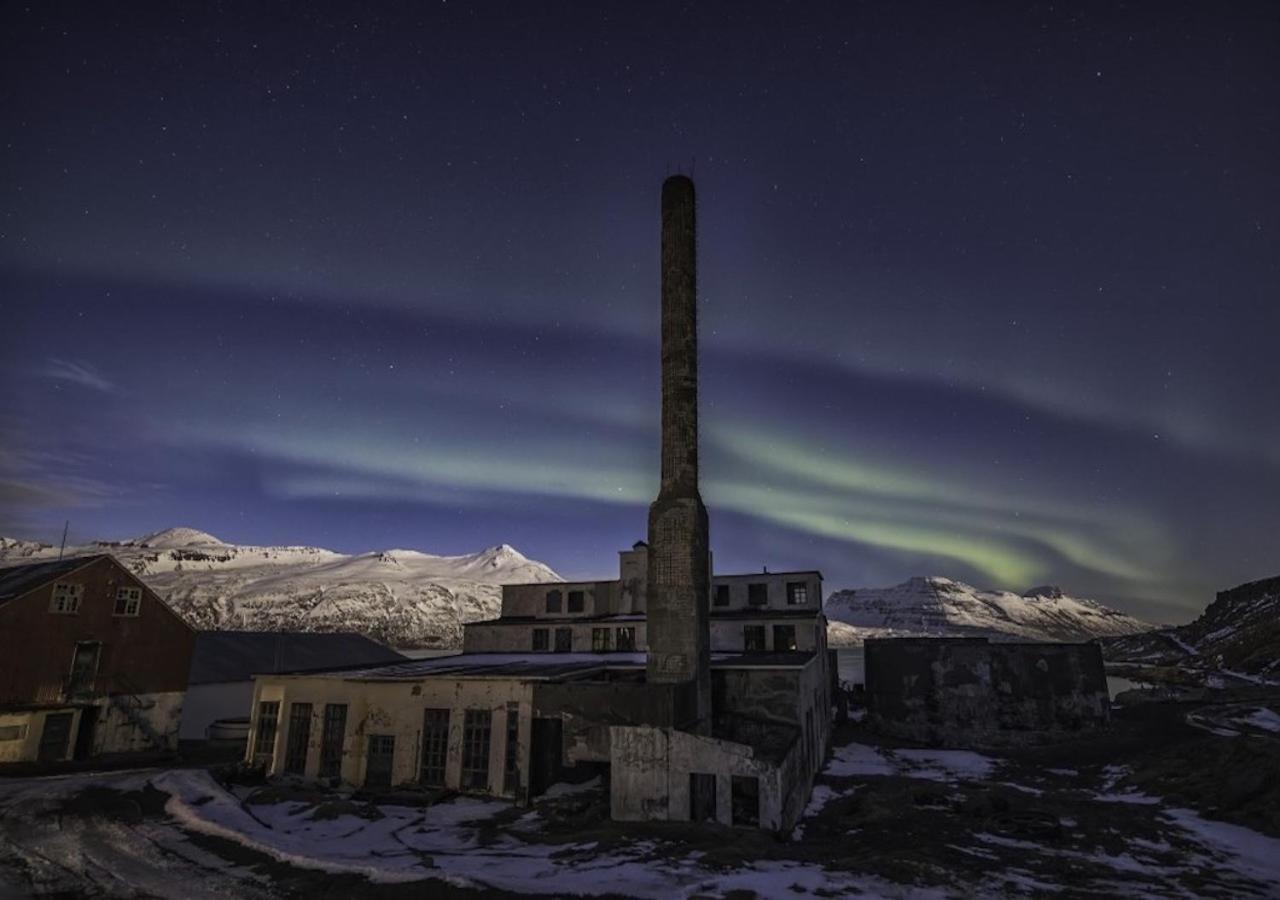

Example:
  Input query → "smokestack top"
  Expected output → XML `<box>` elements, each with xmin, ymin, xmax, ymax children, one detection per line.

<box><xmin>663</xmin><ymin>173</ymin><xmax>695</xmax><ymax>198</ymax></box>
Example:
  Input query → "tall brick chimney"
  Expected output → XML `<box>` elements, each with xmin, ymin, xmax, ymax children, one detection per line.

<box><xmin>646</xmin><ymin>175</ymin><xmax>711</xmax><ymax>732</ymax></box>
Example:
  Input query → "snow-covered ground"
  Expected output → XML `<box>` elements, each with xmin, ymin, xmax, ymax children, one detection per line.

<box><xmin>4</xmin><ymin>730</ymin><xmax>1279</xmax><ymax>899</ymax></box>
<box><xmin>0</xmin><ymin>527</ymin><xmax>561</xmax><ymax>648</ymax></box>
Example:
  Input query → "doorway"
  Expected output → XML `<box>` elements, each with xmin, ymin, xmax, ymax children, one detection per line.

<box><xmin>689</xmin><ymin>772</ymin><xmax>717</xmax><ymax>822</ymax></box>
<box><xmin>73</xmin><ymin>706</ymin><xmax>99</xmax><ymax>760</ymax></box>
<box><xmin>38</xmin><ymin>712</ymin><xmax>74</xmax><ymax>762</ymax></box>
<box><xmin>364</xmin><ymin>734</ymin><xmax>395</xmax><ymax>788</ymax></box>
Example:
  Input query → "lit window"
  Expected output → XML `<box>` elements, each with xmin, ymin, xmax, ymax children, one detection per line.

<box><xmin>50</xmin><ymin>583</ymin><xmax>83</xmax><ymax>614</ymax></box>
<box><xmin>592</xmin><ymin>628</ymin><xmax>612</xmax><ymax>652</ymax></box>
<box><xmin>113</xmin><ymin>586</ymin><xmax>142</xmax><ymax>616</ymax></box>
<box><xmin>786</xmin><ymin>582</ymin><xmax>808</xmax><ymax>605</ymax></box>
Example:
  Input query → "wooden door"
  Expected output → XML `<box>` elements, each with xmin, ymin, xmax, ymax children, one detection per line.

<box><xmin>364</xmin><ymin>734</ymin><xmax>395</xmax><ymax>788</ymax></box>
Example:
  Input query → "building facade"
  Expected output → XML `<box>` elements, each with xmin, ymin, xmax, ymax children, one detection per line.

<box><xmin>0</xmin><ymin>555</ymin><xmax>195</xmax><ymax>765</ymax></box>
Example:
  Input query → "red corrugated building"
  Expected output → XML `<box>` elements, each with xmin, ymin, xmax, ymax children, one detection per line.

<box><xmin>0</xmin><ymin>554</ymin><xmax>195</xmax><ymax>764</ymax></box>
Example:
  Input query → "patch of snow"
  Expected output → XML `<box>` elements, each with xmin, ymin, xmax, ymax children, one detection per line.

<box><xmin>538</xmin><ymin>776</ymin><xmax>603</xmax><ymax>799</ymax></box>
<box><xmin>1243</xmin><ymin>708</ymin><xmax>1280</xmax><ymax>732</ymax></box>
<box><xmin>891</xmin><ymin>749</ymin><xmax>998</xmax><ymax>781</ymax></box>
<box><xmin>823</xmin><ymin>742</ymin><xmax>896</xmax><ymax>778</ymax></box>
<box><xmin>1163</xmin><ymin>808</ymin><xmax>1280</xmax><ymax>890</ymax></box>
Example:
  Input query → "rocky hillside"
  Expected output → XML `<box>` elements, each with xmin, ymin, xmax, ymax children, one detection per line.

<box><xmin>0</xmin><ymin>527</ymin><xmax>561</xmax><ymax>649</ymax></box>
<box><xmin>824</xmin><ymin>576</ymin><xmax>1152</xmax><ymax>646</ymax></box>
<box><xmin>1102</xmin><ymin>574</ymin><xmax>1280</xmax><ymax>683</ymax></box>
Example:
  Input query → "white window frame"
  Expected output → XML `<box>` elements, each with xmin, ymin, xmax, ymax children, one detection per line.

<box><xmin>113</xmin><ymin>586</ymin><xmax>143</xmax><ymax>617</ymax></box>
<box><xmin>50</xmin><ymin>582</ymin><xmax>84</xmax><ymax>614</ymax></box>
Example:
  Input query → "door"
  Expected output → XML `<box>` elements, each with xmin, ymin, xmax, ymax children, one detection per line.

<box><xmin>284</xmin><ymin>703</ymin><xmax>312</xmax><ymax>775</ymax></box>
<box><xmin>364</xmin><ymin>734</ymin><xmax>395</xmax><ymax>788</ymax></box>
<box><xmin>38</xmin><ymin>713</ymin><xmax>74</xmax><ymax>762</ymax></box>
<box><xmin>73</xmin><ymin>706</ymin><xmax>99</xmax><ymax>760</ymax></box>
<box><xmin>690</xmin><ymin>772</ymin><xmax>717</xmax><ymax>822</ymax></box>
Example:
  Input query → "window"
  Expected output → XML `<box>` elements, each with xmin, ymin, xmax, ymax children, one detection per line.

<box><xmin>319</xmin><ymin>704</ymin><xmax>347</xmax><ymax>778</ymax></box>
<box><xmin>421</xmin><ymin>708</ymin><xmax>450</xmax><ymax>786</ymax></box>
<box><xmin>616</xmin><ymin>626</ymin><xmax>636</xmax><ymax>652</ymax></box>
<box><xmin>567</xmin><ymin>590</ymin><xmax>585</xmax><ymax>613</ymax></box>
<box><xmin>773</xmin><ymin>624</ymin><xmax>797</xmax><ymax>651</ymax></box>
<box><xmin>504</xmin><ymin>706</ymin><xmax>520</xmax><ymax>794</ymax></box>
<box><xmin>113</xmin><ymin>586</ymin><xmax>142</xmax><ymax>616</ymax></box>
<box><xmin>731</xmin><ymin>776</ymin><xmax>760</xmax><ymax>827</ymax></box>
<box><xmin>714</xmin><ymin>584</ymin><xmax>730</xmax><ymax>607</ymax></box>
<box><xmin>545</xmin><ymin>590</ymin><xmax>562</xmax><ymax>614</ymax></box>
<box><xmin>0</xmin><ymin>724</ymin><xmax>27</xmax><ymax>742</ymax></box>
<box><xmin>50</xmin><ymin>582</ymin><xmax>83</xmax><ymax>614</ymax></box>
<box><xmin>592</xmin><ymin>628</ymin><xmax>612</xmax><ymax>652</ymax></box>
<box><xmin>786</xmin><ymin>582</ymin><xmax>808</xmax><ymax>605</ymax></box>
<box><xmin>462</xmin><ymin>709</ymin><xmax>492</xmax><ymax>790</ymax></box>
<box><xmin>532</xmin><ymin>628</ymin><xmax>549</xmax><ymax>651</ymax></box>
<box><xmin>67</xmin><ymin>642</ymin><xmax>100</xmax><ymax>695</ymax></box>
<box><xmin>554</xmin><ymin>627</ymin><xmax>572</xmax><ymax>652</ymax></box>
<box><xmin>254</xmin><ymin>701</ymin><xmax>280</xmax><ymax>759</ymax></box>
<box><xmin>743</xmin><ymin>625</ymin><xmax>766</xmax><ymax>652</ymax></box>
<box><xmin>284</xmin><ymin>703</ymin><xmax>312</xmax><ymax>775</ymax></box>
<box><xmin>747</xmin><ymin>583</ymin><xmax>768</xmax><ymax>606</ymax></box>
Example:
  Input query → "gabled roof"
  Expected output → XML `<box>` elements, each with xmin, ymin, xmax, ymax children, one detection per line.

<box><xmin>189</xmin><ymin>631</ymin><xmax>407</xmax><ymax>684</ymax></box>
<box><xmin>0</xmin><ymin>555</ymin><xmax>103</xmax><ymax>605</ymax></box>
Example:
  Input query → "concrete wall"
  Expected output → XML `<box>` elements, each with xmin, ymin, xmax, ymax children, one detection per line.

<box><xmin>247</xmin><ymin>674</ymin><xmax>534</xmax><ymax>799</ymax></box>
<box><xmin>532</xmin><ymin>678</ymin><xmax>696</xmax><ymax>764</ymax></box>
<box><xmin>463</xmin><ymin>619</ymin><xmax>646</xmax><ymax>654</ymax></box>
<box><xmin>465</xmin><ymin>612</ymin><xmax>827</xmax><ymax>654</ymax></box>
<box><xmin>180</xmin><ymin>682</ymin><xmax>253</xmax><ymax>740</ymax></box>
<box><xmin>865</xmin><ymin>638</ymin><xmax>1110</xmax><ymax>747</ymax></box>
<box><xmin>500</xmin><ymin>581</ymin><xmax>620</xmax><ymax>619</ymax></box>
<box><xmin>610</xmin><ymin>724</ymin><xmax>809</xmax><ymax>833</ymax></box>
<box><xmin>0</xmin><ymin>690</ymin><xmax>183</xmax><ymax>764</ymax></box>
<box><xmin>0</xmin><ymin>708</ymin><xmax>82</xmax><ymax>763</ymax></box>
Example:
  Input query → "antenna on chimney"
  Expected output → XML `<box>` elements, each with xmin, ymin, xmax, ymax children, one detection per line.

<box><xmin>57</xmin><ymin>520</ymin><xmax>69</xmax><ymax>561</ymax></box>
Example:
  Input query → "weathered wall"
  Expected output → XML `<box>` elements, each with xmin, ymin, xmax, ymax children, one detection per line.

<box><xmin>865</xmin><ymin>638</ymin><xmax>1110</xmax><ymax>747</ymax></box>
<box><xmin>464</xmin><ymin>609</ymin><xmax>826</xmax><ymax>654</ymax></box>
<box><xmin>93</xmin><ymin>691</ymin><xmax>185</xmax><ymax>754</ymax></box>
<box><xmin>0</xmin><ymin>707</ymin><xmax>81</xmax><ymax>763</ymax></box>
<box><xmin>248</xmin><ymin>674</ymin><xmax>534</xmax><ymax>799</ymax></box>
<box><xmin>463</xmin><ymin>619</ymin><xmax>646</xmax><ymax>653</ymax></box>
<box><xmin>610</xmin><ymin>724</ymin><xmax>811</xmax><ymax>832</ymax></box>
<box><xmin>533</xmin><ymin>678</ymin><xmax>696</xmax><ymax>764</ymax></box>
<box><xmin>499</xmin><ymin>581</ymin><xmax>620</xmax><ymax>619</ymax></box>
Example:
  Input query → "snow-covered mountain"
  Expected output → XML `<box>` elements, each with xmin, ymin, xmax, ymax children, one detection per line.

<box><xmin>0</xmin><ymin>527</ymin><xmax>561</xmax><ymax>649</ymax></box>
<box><xmin>824</xmin><ymin>576</ymin><xmax>1152</xmax><ymax>646</ymax></box>
<box><xmin>1102</xmin><ymin>574</ymin><xmax>1280</xmax><ymax>683</ymax></box>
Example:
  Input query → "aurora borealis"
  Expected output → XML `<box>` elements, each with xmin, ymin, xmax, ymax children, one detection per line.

<box><xmin>2</xmin><ymin>3</ymin><xmax>1276</xmax><ymax>623</ymax></box>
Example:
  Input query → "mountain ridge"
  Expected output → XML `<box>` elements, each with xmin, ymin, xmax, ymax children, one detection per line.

<box><xmin>824</xmin><ymin>574</ymin><xmax>1153</xmax><ymax>646</ymax></box>
<box><xmin>0</xmin><ymin>528</ymin><xmax>561</xmax><ymax>649</ymax></box>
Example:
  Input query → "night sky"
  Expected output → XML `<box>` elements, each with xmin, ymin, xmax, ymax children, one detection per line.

<box><xmin>2</xmin><ymin>3</ymin><xmax>1277</xmax><ymax>624</ymax></box>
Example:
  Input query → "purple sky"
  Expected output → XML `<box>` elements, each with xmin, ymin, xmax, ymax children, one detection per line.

<box><xmin>3</xmin><ymin>2</ymin><xmax>1278</xmax><ymax>623</ymax></box>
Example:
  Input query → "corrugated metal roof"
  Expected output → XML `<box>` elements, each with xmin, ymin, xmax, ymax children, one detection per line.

<box><xmin>0</xmin><ymin>555</ymin><xmax>103</xmax><ymax>604</ymax></box>
<box><xmin>189</xmin><ymin>631</ymin><xmax>406</xmax><ymax>684</ymax></box>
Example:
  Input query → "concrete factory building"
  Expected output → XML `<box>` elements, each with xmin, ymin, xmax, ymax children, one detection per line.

<box><xmin>246</xmin><ymin>176</ymin><xmax>832</xmax><ymax>832</ymax></box>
